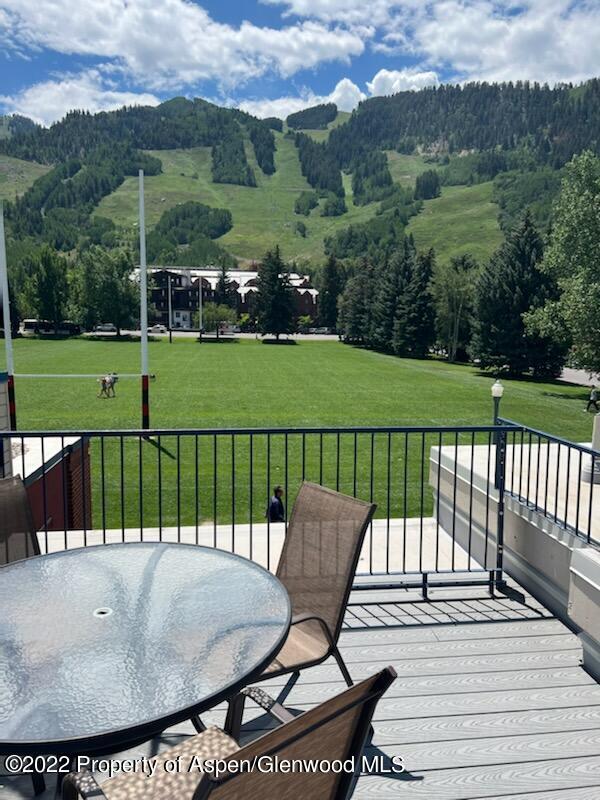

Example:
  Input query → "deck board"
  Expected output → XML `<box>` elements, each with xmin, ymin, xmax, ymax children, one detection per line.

<box><xmin>3</xmin><ymin>585</ymin><xmax>600</xmax><ymax>800</ymax></box>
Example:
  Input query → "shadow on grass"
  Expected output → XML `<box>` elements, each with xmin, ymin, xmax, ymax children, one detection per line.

<box><xmin>83</xmin><ymin>334</ymin><xmax>141</xmax><ymax>343</ymax></box>
<box><xmin>261</xmin><ymin>338</ymin><xmax>297</xmax><ymax>345</ymax></box>
<box><xmin>142</xmin><ymin>436</ymin><xmax>176</xmax><ymax>459</ymax></box>
<box><xmin>197</xmin><ymin>336</ymin><xmax>239</xmax><ymax>344</ymax></box>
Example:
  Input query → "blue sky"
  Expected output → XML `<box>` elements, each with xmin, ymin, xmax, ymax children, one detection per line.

<box><xmin>1</xmin><ymin>0</ymin><xmax>600</xmax><ymax>125</ymax></box>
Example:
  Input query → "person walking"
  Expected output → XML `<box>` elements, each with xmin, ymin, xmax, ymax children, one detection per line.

<box><xmin>587</xmin><ymin>385</ymin><xmax>599</xmax><ymax>413</ymax></box>
<box><xmin>267</xmin><ymin>485</ymin><xmax>285</xmax><ymax>522</ymax></box>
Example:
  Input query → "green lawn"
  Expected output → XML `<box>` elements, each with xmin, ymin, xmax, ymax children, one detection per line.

<box><xmin>95</xmin><ymin>133</ymin><xmax>380</xmax><ymax>265</ymax></box>
<box><xmin>5</xmin><ymin>338</ymin><xmax>591</xmax><ymax>529</ymax></box>
<box><xmin>0</xmin><ymin>154</ymin><xmax>50</xmax><ymax>201</ymax></box>
<box><xmin>407</xmin><ymin>182</ymin><xmax>503</xmax><ymax>265</ymax></box>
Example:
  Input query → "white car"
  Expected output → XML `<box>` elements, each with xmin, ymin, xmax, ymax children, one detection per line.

<box><xmin>149</xmin><ymin>324</ymin><xmax>167</xmax><ymax>333</ymax></box>
<box><xmin>95</xmin><ymin>323</ymin><xmax>117</xmax><ymax>332</ymax></box>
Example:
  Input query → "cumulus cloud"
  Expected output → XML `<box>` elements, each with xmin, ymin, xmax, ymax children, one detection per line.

<box><xmin>262</xmin><ymin>0</ymin><xmax>412</xmax><ymax>28</ymax></box>
<box><xmin>0</xmin><ymin>0</ymin><xmax>366</xmax><ymax>91</ymax></box>
<box><xmin>366</xmin><ymin>68</ymin><xmax>439</xmax><ymax>95</ymax></box>
<box><xmin>265</xmin><ymin>0</ymin><xmax>600</xmax><ymax>86</ymax></box>
<box><xmin>0</xmin><ymin>69</ymin><xmax>160</xmax><ymax>126</ymax></box>
<box><xmin>238</xmin><ymin>77</ymin><xmax>366</xmax><ymax>119</ymax></box>
<box><xmin>408</xmin><ymin>0</ymin><xmax>600</xmax><ymax>86</ymax></box>
<box><xmin>237</xmin><ymin>66</ymin><xmax>440</xmax><ymax>120</ymax></box>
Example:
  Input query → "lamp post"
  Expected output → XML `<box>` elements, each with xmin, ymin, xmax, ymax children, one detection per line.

<box><xmin>492</xmin><ymin>380</ymin><xmax>505</xmax><ymax>490</ymax></box>
<box><xmin>491</xmin><ymin>379</ymin><xmax>504</xmax><ymax>424</ymax></box>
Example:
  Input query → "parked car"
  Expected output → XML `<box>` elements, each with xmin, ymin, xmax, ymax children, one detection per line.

<box><xmin>149</xmin><ymin>324</ymin><xmax>167</xmax><ymax>333</ymax></box>
<box><xmin>95</xmin><ymin>323</ymin><xmax>117</xmax><ymax>333</ymax></box>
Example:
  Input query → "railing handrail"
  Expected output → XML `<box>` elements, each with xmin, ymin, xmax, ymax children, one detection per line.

<box><xmin>0</xmin><ymin>423</ymin><xmax>519</xmax><ymax>438</ymax></box>
<box><xmin>497</xmin><ymin>416</ymin><xmax>600</xmax><ymax>457</ymax></box>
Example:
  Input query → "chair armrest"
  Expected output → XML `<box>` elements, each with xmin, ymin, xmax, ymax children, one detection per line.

<box><xmin>291</xmin><ymin>612</ymin><xmax>335</xmax><ymax>646</ymax></box>
<box><xmin>241</xmin><ymin>686</ymin><xmax>295</xmax><ymax>723</ymax></box>
<box><xmin>62</xmin><ymin>771</ymin><xmax>106</xmax><ymax>800</ymax></box>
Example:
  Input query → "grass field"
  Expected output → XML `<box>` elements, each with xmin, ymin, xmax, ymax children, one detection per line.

<box><xmin>298</xmin><ymin>110</ymin><xmax>352</xmax><ymax>142</ymax></box>
<box><xmin>407</xmin><ymin>182</ymin><xmax>503</xmax><ymax>265</ymax></box>
<box><xmin>6</xmin><ymin>338</ymin><xmax>591</xmax><ymax>529</ymax></box>
<box><xmin>95</xmin><ymin>133</ymin><xmax>381</xmax><ymax>264</ymax></box>
<box><xmin>385</xmin><ymin>152</ymin><xmax>441</xmax><ymax>187</ymax></box>
<box><xmin>0</xmin><ymin>154</ymin><xmax>50</xmax><ymax>201</ymax></box>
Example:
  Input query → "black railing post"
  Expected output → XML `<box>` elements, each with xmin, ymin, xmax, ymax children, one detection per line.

<box><xmin>495</xmin><ymin>428</ymin><xmax>507</xmax><ymax>592</ymax></box>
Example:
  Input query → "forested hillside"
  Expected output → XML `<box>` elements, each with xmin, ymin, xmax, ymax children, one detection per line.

<box><xmin>2</xmin><ymin>80</ymin><xmax>600</xmax><ymax>271</ymax></box>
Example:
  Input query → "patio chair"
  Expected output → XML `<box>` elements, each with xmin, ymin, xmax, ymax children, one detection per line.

<box><xmin>0</xmin><ymin>476</ymin><xmax>44</xmax><ymax>795</ymax></box>
<box><xmin>221</xmin><ymin>481</ymin><xmax>376</xmax><ymax>739</ymax></box>
<box><xmin>0</xmin><ymin>475</ymin><xmax>41</xmax><ymax>565</ymax></box>
<box><xmin>62</xmin><ymin>666</ymin><xmax>396</xmax><ymax>800</ymax></box>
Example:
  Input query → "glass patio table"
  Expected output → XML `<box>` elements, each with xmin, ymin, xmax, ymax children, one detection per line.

<box><xmin>0</xmin><ymin>542</ymin><xmax>291</xmax><ymax>756</ymax></box>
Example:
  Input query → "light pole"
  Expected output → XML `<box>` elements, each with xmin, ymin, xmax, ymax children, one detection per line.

<box><xmin>492</xmin><ymin>380</ymin><xmax>505</xmax><ymax>490</ymax></box>
<box><xmin>491</xmin><ymin>379</ymin><xmax>504</xmax><ymax>424</ymax></box>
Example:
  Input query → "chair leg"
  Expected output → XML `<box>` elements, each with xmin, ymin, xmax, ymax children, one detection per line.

<box><xmin>224</xmin><ymin>692</ymin><xmax>246</xmax><ymax>741</ymax></box>
<box><xmin>332</xmin><ymin>646</ymin><xmax>353</xmax><ymax>687</ymax></box>
<box><xmin>31</xmin><ymin>773</ymin><xmax>46</xmax><ymax>796</ymax></box>
<box><xmin>191</xmin><ymin>716</ymin><xmax>206</xmax><ymax>733</ymax></box>
<box><xmin>275</xmin><ymin>670</ymin><xmax>300</xmax><ymax>705</ymax></box>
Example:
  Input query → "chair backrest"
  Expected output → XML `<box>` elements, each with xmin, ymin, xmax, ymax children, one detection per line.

<box><xmin>0</xmin><ymin>476</ymin><xmax>40</xmax><ymax>565</ymax></box>
<box><xmin>276</xmin><ymin>482</ymin><xmax>376</xmax><ymax>643</ymax></box>
<box><xmin>195</xmin><ymin>667</ymin><xmax>396</xmax><ymax>800</ymax></box>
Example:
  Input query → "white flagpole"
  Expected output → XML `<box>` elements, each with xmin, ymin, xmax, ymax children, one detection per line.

<box><xmin>0</xmin><ymin>201</ymin><xmax>16</xmax><ymax>429</ymax></box>
<box><xmin>139</xmin><ymin>170</ymin><xmax>149</xmax><ymax>428</ymax></box>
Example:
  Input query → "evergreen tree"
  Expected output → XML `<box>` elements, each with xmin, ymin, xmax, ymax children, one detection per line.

<box><xmin>403</xmin><ymin>248</ymin><xmax>436</xmax><ymax>358</ymax></box>
<box><xmin>391</xmin><ymin>241</ymin><xmax>417</xmax><ymax>356</ymax></box>
<box><xmin>337</xmin><ymin>259</ymin><xmax>374</xmax><ymax>343</ymax></box>
<box><xmin>414</xmin><ymin>170</ymin><xmax>441</xmax><ymax>200</ymax></box>
<box><xmin>214</xmin><ymin>263</ymin><xmax>236</xmax><ymax>308</ymax></box>
<box><xmin>256</xmin><ymin>247</ymin><xmax>295</xmax><ymax>339</ymax></box>
<box><xmin>370</xmin><ymin>255</ymin><xmax>402</xmax><ymax>351</ymax></box>
<box><xmin>471</xmin><ymin>213</ymin><xmax>567</xmax><ymax>376</ymax></box>
<box><xmin>319</xmin><ymin>255</ymin><xmax>343</xmax><ymax>329</ymax></box>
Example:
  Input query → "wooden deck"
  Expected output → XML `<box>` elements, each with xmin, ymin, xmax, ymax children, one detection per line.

<box><xmin>4</xmin><ymin>583</ymin><xmax>600</xmax><ymax>799</ymax></box>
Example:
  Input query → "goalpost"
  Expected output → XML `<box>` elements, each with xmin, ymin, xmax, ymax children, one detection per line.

<box><xmin>139</xmin><ymin>169</ymin><xmax>150</xmax><ymax>429</ymax></box>
<box><xmin>0</xmin><ymin>201</ymin><xmax>16</xmax><ymax>430</ymax></box>
<box><xmin>0</xmin><ymin>175</ymin><xmax>153</xmax><ymax>430</ymax></box>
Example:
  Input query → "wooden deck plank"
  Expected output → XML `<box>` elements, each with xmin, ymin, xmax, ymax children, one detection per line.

<box><xmin>339</xmin><ymin>618</ymin><xmax>570</xmax><ymax>644</ymax></box>
<box><xmin>369</xmin><ymin>705</ymin><xmax>600</xmax><ymax>745</ymax></box>
<box><xmin>260</xmin><ymin>647</ymin><xmax>582</xmax><ymax>686</ymax></box>
<box><xmin>355</xmin><ymin>755</ymin><xmax>600</xmax><ymax>798</ymax></box>
<box><xmin>368</xmin><ymin>728</ymin><xmax>600</xmax><ymax>771</ymax></box>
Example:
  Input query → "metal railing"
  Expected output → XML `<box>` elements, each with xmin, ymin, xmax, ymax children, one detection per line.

<box><xmin>1</xmin><ymin>425</ymin><xmax>512</xmax><ymax>590</ymax></box>
<box><xmin>498</xmin><ymin>417</ymin><xmax>600</xmax><ymax>546</ymax></box>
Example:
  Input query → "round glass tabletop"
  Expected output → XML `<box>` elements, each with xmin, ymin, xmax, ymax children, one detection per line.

<box><xmin>0</xmin><ymin>542</ymin><xmax>291</xmax><ymax>754</ymax></box>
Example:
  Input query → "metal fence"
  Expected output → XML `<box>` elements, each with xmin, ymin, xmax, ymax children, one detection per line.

<box><xmin>499</xmin><ymin>417</ymin><xmax>600</xmax><ymax>546</ymax></box>
<box><xmin>1</xmin><ymin>425</ymin><xmax>512</xmax><ymax>591</ymax></box>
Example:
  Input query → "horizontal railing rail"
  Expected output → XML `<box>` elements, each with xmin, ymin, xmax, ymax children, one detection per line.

<box><xmin>498</xmin><ymin>417</ymin><xmax>599</xmax><ymax>545</ymax></box>
<box><xmin>1</xmin><ymin>425</ymin><xmax>514</xmax><ymax>589</ymax></box>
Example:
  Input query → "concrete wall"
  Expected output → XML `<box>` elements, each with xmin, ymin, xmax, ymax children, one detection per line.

<box><xmin>431</xmin><ymin>443</ymin><xmax>600</xmax><ymax>679</ymax></box>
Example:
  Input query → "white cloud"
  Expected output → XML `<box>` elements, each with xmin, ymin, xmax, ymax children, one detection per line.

<box><xmin>0</xmin><ymin>0</ymin><xmax>366</xmax><ymax>91</ymax></box>
<box><xmin>262</xmin><ymin>0</ymin><xmax>412</xmax><ymax>28</ymax></box>
<box><xmin>237</xmin><ymin>66</ymin><xmax>440</xmax><ymax>121</ymax></box>
<box><xmin>265</xmin><ymin>0</ymin><xmax>600</xmax><ymax>86</ymax></box>
<box><xmin>238</xmin><ymin>77</ymin><xmax>366</xmax><ymax>119</ymax></box>
<box><xmin>0</xmin><ymin>69</ymin><xmax>160</xmax><ymax>126</ymax></box>
<box><xmin>408</xmin><ymin>0</ymin><xmax>600</xmax><ymax>86</ymax></box>
<box><xmin>366</xmin><ymin>68</ymin><xmax>439</xmax><ymax>95</ymax></box>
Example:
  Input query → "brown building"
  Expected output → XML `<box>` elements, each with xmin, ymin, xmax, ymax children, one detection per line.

<box><xmin>147</xmin><ymin>267</ymin><xmax>318</xmax><ymax>328</ymax></box>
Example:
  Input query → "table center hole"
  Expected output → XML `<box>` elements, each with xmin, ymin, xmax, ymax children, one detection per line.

<box><xmin>93</xmin><ymin>607</ymin><xmax>113</xmax><ymax>618</ymax></box>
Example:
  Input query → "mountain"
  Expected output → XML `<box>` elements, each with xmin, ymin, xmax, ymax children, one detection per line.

<box><xmin>2</xmin><ymin>81</ymin><xmax>600</xmax><ymax>266</ymax></box>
